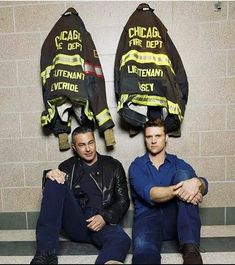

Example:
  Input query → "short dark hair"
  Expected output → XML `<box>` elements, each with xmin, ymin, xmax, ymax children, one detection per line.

<box><xmin>71</xmin><ymin>126</ymin><xmax>94</xmax><ymax>144</ymax></box>
<box><xmin>144</xmin><ymin>118</ymin><xmax>167</xmax><ymax>135</ymax></box>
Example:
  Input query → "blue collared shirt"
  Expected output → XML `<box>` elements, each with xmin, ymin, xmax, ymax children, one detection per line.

<box><xmin>129</xmin><ymin>153</ymin><xmax>208</xmax><ymax>216</ymax></box>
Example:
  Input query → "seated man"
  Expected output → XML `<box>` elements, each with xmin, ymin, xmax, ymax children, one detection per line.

<box><xmin>129</xmin><ymin>118</ymin><xmax>208</xmax><ymax>264</ymax></box>
<box><xmin>30</xmin><ymin>126</ymin><xmax>131</xmax><ymax>264</ymax></box>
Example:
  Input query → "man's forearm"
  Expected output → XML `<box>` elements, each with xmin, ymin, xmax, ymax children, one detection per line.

<box><xmin>150</xmin><ymin>186</ymin><xmax>176</xmax><ymax>203</ymax></box>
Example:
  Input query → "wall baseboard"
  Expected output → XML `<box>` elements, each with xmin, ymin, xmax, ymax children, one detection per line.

<box><xmin>0</xmin><ymin>207</ymin><xmax>234</xmax><ymax>230</ymax></box>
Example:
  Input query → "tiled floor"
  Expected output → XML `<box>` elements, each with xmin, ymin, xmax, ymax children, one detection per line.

<box><xmin>0</xmin><ymin>226</ymin><xmax>235</xmax><ymax>264</ymax></box>
<box><xmin>1</xmin><ymin>252</ymin><xmax>235</xmax><ymax>264</ymax></box>
<box><xmin>0</xmin><ymin>253</ymin><xmax>235</xmax><ymax>264</ymax></box>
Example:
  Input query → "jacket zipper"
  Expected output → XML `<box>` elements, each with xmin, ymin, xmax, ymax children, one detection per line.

<box><xmin>89</xmin><ymin>173</ymin><xmax>102</xmax><ymax>193</ymax></box>
<box><xmin>69</xmin><ymin>164</ymin><xmax>75</xmax><ymax>190</ymax></box>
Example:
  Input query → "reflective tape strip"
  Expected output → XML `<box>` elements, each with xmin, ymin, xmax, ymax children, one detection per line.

<box><xmin>131</xmin><ymin>95</ymin><xmax>168</xmax><ymax>107</ymax></box>
<box><xmin>168</xmin><ymin>100</ymin><xmax>183</xmax><ymax>120</ymax></box>
<box><xmin>96</xmin><ymin>109</ymin><xmax>112</xmax><ymax>127</ymax></box>
<box><xmin>94</xmin><ymin>65</ymin><xmax>103</xmax><ymax>77</ymax></box>
<box><xmin>85</xmin><ymin>63</ymin><xmax>103</xmax><ymax>77</ymax></box>
<box><xmin>41</xmin><ymin>54</ymin><xmax>85</xmax><ymax>85</ymax></box>
<box><xmin>84</xmin><ymin>100</ymin><xmax>94</xmax><ymax>121</ymax></box>
<box><xmin>48</xmin><ymin>96</ymin><xmax>65</xmax><ymax>105</ymax></box>
<box><xmin>117</xmin><ymin>94</ymin><xmax>129</xmax><ymax>111</ymax></box>
<box><xmin>84</xmin><ymin>62</ymin><xmax>95</xmax><ymax>74</ymax></box>
<box><xmin>41</xmin><ymin>101</ymin><xmax>56</xmax><ymax>127</ymax></box>
<box><xmin>68</xmin><ymin>117</ymin><xmax>72</xmax><ymax>127</ymax></box>
<box><xmin>119</xmin><ymin>50</ymin><xmax>175</xmax><ymax>75</ymax></box>
<box><xmin>117</xmin><ymin>94</ymin><xmax>183</xmax><ymax>118</ymax></box>
<box><xmin>117</xmin><ymin>94</ymin><xmax>167</xmax><ymax>110</ymax></box>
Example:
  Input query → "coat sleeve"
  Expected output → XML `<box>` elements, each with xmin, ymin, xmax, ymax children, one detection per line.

<box><xmin>99</xmin><ymin>161</ymin><xmax>130</xmax><ymax>224</ymax></box>
<box><xmin>165</xmin><ymin>34</ymin><xmax>189</xmax><ymax>115</ymax></box>
<box><xmin>83</xmin><ymin>31</ymin><xmax>115</xmax><ymax>133</ymax></box>
<box><xmin>114</xmin><ymin>28</ymin><xmax>128</xmax><ymax>102</ymax></box>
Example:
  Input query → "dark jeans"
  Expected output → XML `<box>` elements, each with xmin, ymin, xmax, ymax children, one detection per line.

<box><xmin>36</xmin><ymin>180</ymin><xmax>131</xmax><ymax>264</ymax></box>
<box><xmin>132</xmin><ymin>170</ymin><xmax>201</xmax><ymax>264</ymax></box>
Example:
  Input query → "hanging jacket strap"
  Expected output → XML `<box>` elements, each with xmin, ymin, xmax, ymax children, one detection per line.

<box><xmin>62</xmin><ymin>7</ymin><xmax>86</xmax><ymax>32</ymax></box>
<box><xmin>136</xmin><ymin>3</ymin><xmax>154</xmax><ymax>12</ymax></box>
<box><xmin>63</xmin><ymin>7</ymin><xmax>78</xmax><ymax>16</ymax></box>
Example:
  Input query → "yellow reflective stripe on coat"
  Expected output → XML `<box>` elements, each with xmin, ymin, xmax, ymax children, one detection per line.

<box><xmin>119</xmin><ymin>50</ymin><xmax>175</xmax><ymax>75</ymax></box>
<box><xmin>41</xmin><ymin>101</ymin><xmax>56</xmax><ymax>126</ymax></box>
<box><xmin>41</xmin><ymin>54</ymin><xmax>85</xmax><ymax>85</ymax></box>
<box><xmin>168</xmin><ymin>100</ymin><xmax>183</xmax><ymax>120</ymax></box>
<box><xmin>131</xmin><ymin>94</ymin><xmax>168</xmax><ymax>107</ymax></box>
<box><xmin>117</xmin><ymin>94</ymin><xmax>129</xmax><ymax>110</ymax></box>
<box><xmin>117</xmin><ymin>94</ymin><xmax>183</xmax><ymax>119</ymax></box>
<box><xmin>84</xmin><ymin>100</ymin><xmax>94</xmax><ymax>121</ymax></box>
<box><xmin>96</xmin><ymin>109</ymin><xmax>112</xmax><ymax>127</ymax></box>
<box><xmin>117</xmin><ymin>94</ymin><xmax>167</xmax><ymax>110</ymax></box>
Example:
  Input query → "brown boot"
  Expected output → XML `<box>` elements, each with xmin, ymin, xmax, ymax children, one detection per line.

<box><xmin>181</xmin><ymin>243</ymin><xmax>203</xmax><ymax>264</ymax></box>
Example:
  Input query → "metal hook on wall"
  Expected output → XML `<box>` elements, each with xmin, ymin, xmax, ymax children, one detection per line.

<box><xmin>214</xmin><ymin>1</ymin><xmax>222</xmax><ymax>12</ymax></box>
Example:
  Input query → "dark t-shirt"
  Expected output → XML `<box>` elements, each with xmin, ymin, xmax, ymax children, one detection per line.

<box><xmin>78</xmin><ymin>161</ymin><xmax>103</xmax><ymax>211</ymax></box>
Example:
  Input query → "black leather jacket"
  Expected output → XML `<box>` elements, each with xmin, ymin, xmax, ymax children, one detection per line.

<box><xmin>56</xmin><ymin>153</ymin><xmax>130</xmax><ymax>224</ymax></box>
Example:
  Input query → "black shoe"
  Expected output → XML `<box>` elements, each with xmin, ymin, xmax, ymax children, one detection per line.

<box><xmin>181</xmin><ymin>243</ymin><xmax>203</xmax><ymax>264</ymax></box>
<box><xmin>30</xmin><ymin>252</ymin><xmax>58</xmax><ymax>264</ymax></box>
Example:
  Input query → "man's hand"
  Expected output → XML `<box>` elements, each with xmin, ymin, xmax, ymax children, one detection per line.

<box><xmin>46</xmin><ymin>169</ymin><xmax>66</xmax><ymax>184</ymax></box>
<box><xmin>86</xmin><ymin>215</ymin><xmax>106</xmax><ymax>232</ymax></box>
<box><xmin>173</xmin><ymin>178</ymin><xmax>203</xmax><ymax>205</ymax></box>
<box><xmin>190</xmin><ymin>192</ymin><xmax>203</xmax><ymax>205</ymax></box>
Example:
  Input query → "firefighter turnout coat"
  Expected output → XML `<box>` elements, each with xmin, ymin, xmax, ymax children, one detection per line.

<box><xmin>40</xmin><ymin>7</ymin><xmax>114</xmax><ymax>146</ymax></box>
<box><xmin>114</xmin><ymin>3</ymin><xmax>188</xmax><ymax>135</ymax></box>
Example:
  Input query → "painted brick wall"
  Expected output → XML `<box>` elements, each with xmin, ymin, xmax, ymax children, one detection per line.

<box><xmin>0</xmin><ymin>1</ymin><xmax>234</xmax><ymax>217</ymax></box>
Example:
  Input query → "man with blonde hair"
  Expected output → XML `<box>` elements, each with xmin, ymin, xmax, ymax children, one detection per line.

<box><xmin>129</xmin><ymin>118</ymin><xmax>208</xmax><ymax>264</ymax></box>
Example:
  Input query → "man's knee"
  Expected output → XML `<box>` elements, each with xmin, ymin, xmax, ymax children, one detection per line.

<box><xmin>43</xmin><ymin>179</ymin><xmax>67</xmax><ymax>198</ymax></box>
<box><xmin>173</xmin><ymin>169</ymin><xmax>194</xmax><ymax>185</ymax></box>
<box><xmin>45</xmin><ymin>179</ymin><xmax>66</xmax><ymax>190</ymax></box>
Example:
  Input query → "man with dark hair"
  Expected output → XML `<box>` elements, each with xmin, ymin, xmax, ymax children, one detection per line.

<box><xmin>129</xmin><ymin>118</ymin><xmax>208</xmax><ymax>264</ymax></box>
<box><xmin>30</xmin><ymin>126</ymin><xmax>131</xmax><ymax>264</ymax></box>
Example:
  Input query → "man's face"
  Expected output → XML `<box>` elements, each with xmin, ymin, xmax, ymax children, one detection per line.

<box><xmin>72</xmin><ymin>132</ymin><xmax>97</xmax><ymax>165</ymax></box>
<box><xmin>145</xmin><ymin>126</ymin><xmax>168</xmax><ymax>156</ymax></box>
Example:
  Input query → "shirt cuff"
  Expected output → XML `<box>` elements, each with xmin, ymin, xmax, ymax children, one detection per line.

<box><xmin>144</xmin><ymin>184</ymin><xmax>156</xmax><ymax>205</ymax></box>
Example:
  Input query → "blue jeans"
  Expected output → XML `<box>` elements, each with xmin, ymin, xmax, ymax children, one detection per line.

<box><xmin>36</xmin><ymin>180</ymin><xmax>131</xmax><ymax>264</ymax></box>
<box><xmin>132</xmin><ymin>170</ymin><xmax>201</xmax><ymax>264</ymax></box>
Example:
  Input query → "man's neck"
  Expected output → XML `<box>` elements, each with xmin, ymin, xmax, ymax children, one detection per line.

<box><xmin>149</xmin><ymin>150</ymin><xmax>166</xmax><ymax>169</ymax></box>
<box><xmin>83</xmin><ymin>154</ymin><xmax>98</xmax><ymax>167</ymax></box>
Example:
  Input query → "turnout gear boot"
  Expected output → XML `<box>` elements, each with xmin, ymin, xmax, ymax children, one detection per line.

<box><xmin>104</xmin><ymin>128</ymin><xmax>116</xmax><ymax>147</ymax></box>
<box><xmin>58</xmin><ymin>133</ymin><xmax>70</xmax><ymax>151</ymax></box>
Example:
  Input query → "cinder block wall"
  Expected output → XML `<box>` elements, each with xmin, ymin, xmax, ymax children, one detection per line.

<box><xmin>0</xmin><ymin>1</ymin><xmax>234</xmax><ymax>228</ymax></box>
